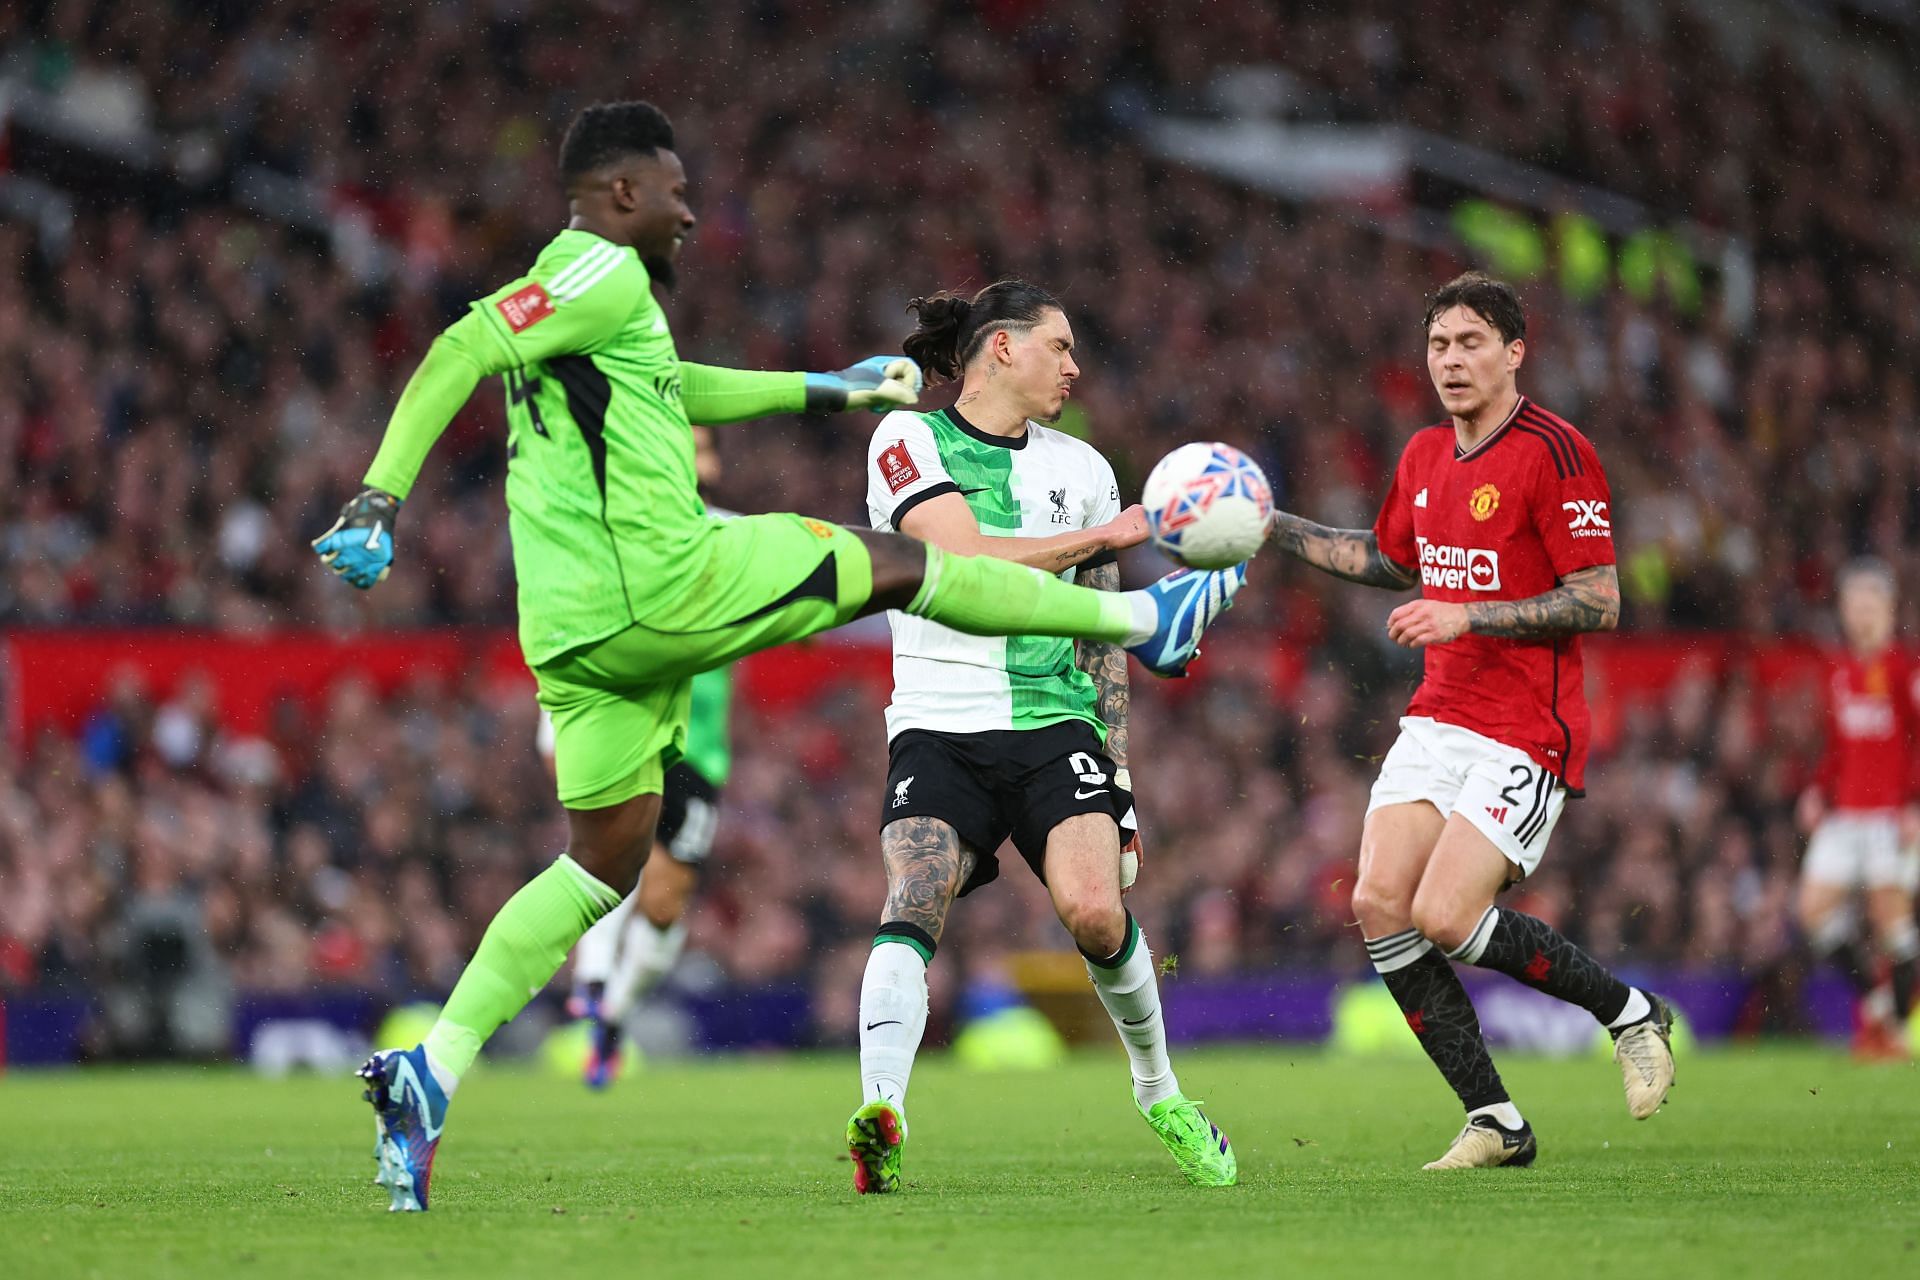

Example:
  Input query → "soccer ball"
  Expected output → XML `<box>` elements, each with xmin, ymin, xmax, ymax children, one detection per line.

<box><xmin>1141</xmin><ymin>442</ymin><xmax>1273</xmax><ymax>570</ymax></box>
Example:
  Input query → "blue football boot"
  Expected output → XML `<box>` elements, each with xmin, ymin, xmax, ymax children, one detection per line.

<box><xmin>1124</xmin><ymin>563</ymin><xmax>1247</xmax><ymax>677</ymax></box>
<box><xmin>358</xmin><ymin>1046</ymin><xmax>449</xmax><ymax>1212</ymax></box>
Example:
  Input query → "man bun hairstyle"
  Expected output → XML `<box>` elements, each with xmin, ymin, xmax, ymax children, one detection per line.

<box><xmin>560</xmin><ymin>101</ymin><xmax>676</xmax><ymax>183</ymax></box>
<box><xmin>904</xmin><ymin>279</ymin><xmax>1061</xmax><ymax>383</ymax></box>
<box><xmin>1423</xmin><ymin>271</ymin><xmax>1527</xmax><ymax>345</ymax></box>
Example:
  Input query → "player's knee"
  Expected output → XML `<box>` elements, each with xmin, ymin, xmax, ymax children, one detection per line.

<box><xmin>638</xmin><ymin>887</ymin><xmax>682</xmax><ymax>930</ymax></box>
<box><xmin>1409</xmin><ymin>891</ymin><xmax>1476</xmax><ymax>954</ymax></box>
<box><xmin>1867</xmin><ymin>892</ymin><xmax>1915</xmax><ymax>939</ymax></box>
<box><xmin>855</xmin><ymin>529</ymin><xmax>927</xmax><ymax>612</ymax></box>
<box><xmin>1350</xmin><ymin>877</ymin><xmax>1412</xmax><ymax>937</ymax></box>
<box><xmin>565</xmin><ymin>805</ymin><xmax>658</xmax><ymax>897</ymax></box>
<box><xmin>1056</xmin><ymin>890</ymin><xmax>1125</xmax><ymax>957</ymax></box>
<box><xmin>573</xmin><ymin>843</ymin><xmax>647</xmax><ymax>897</ymax></box>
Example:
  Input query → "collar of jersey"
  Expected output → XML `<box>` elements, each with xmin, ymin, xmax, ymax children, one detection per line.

<box><xmin>942</xmin><ymin>405</ymin><xmax>1030</xmax><ymax>449</ymax></box>
<box><xmin>1453</xmin><ymin>395</ymin><xmax>1528</xmax><ymax>462</ymax></box>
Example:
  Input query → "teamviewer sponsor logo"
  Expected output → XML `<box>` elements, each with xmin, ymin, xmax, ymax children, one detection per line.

<box><xmin>1563</xmin><ymin>500</ymin><xmax>1611</xmax><ymax>539</ymax></box>
<box><xmin>1416</xmin><ymin>538</ymin><xmax>1501</xmax><ymax>591</ymax></box>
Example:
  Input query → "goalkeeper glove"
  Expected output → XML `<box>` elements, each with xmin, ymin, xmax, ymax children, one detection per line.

<box><xmin>804</xmin><ymin>356</ymin><xmax>923</xmax><ymax>413</ymax></box>
<box><xmin>311</xmin><ymin>488</ymin><xmax>400</xmax><ymax>589</ymax></box>
<box><xmin>1114</xmin><ymin>767</ymin><xmax>1143</xmax><ymax>893</ymax></box>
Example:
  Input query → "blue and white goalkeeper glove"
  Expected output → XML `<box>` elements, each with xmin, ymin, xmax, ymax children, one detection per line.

<box><xmin>311</xmin><ymin>488</ymin><xmax>400</xmax><ymax>589</ymax></box>
<box><xmin>805</xmin><ymin>356</ymin><xmax>923</xmax><ymax>413</ymax></box>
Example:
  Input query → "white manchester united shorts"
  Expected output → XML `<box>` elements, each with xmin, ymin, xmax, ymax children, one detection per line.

<box><xmin>1367</xmin><ymin>716</ymin><xmax>1567</xmax><ymax>878</ymax></box>
<box><xmin>1803</xmin><ymin>812</ymin><xmax>1920</xmax><ymax>892</ymax></box>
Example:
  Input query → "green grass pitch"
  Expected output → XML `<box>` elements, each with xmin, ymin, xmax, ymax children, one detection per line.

<box><xmin>2</xmin><ymin>1045</ymin><xmax>1915</xmax><ymax>1279</ymax></box>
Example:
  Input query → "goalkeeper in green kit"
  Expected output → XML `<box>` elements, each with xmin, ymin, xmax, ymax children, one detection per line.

<box><xmin>312</xmin><ymin>100</ymin><xmax>1243</xmax><ymax>1212</ymax></box>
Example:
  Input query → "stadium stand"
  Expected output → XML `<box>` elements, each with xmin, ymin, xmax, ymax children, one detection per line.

<box><xmin>1</xmin><ymin>0</ymin><xmax>1914</xmax><ymax>1056</ymax></box>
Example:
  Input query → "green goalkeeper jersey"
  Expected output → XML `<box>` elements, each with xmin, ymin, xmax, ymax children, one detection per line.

<box><xmin>683</xmin><ymin>665</ymin><xmax>733</xmax><ymax>787</ymax></box>
<box><xmin>478</xmin><ymin>230</ymin><xmax>711</xmax><ymax>664</ymax></box>
<box><xmin>363</xmin><ymin>228</ymin><xmax>813</xmax><ymax>667</ymax></box>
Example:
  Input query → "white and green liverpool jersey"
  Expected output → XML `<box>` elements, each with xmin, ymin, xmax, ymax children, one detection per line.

<box><xmin>866</xmin><ymin>406</ymin><xmax>1122</xmax><ymax>741</ymax></box>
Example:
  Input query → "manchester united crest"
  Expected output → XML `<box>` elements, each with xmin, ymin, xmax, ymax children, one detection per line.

<box><xmin>1468</xmin><ymin>483</ymin><xmax>1500</xmax><ymax>521</ymax></box>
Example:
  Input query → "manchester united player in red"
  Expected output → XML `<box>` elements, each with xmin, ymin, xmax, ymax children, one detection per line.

<box><xmin>1266</xmin><ymin>273</ymin><xmax>1675</xmax><ymax>1169</ymax></box>
<box><xmin>1796</xmin><ymin>559</ymin><xmax>1920</xmax><ymax>1060</ymax></box>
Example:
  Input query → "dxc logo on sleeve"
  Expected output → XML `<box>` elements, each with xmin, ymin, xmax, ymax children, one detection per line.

<box><xmin>1563</xmin><ymin>500</ymin><xmax>1611</xmax><ymax>539</ymax></box>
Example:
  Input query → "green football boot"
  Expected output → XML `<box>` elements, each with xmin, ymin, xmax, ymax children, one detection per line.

<box><xmin>1142</xmin><ymin>1094</ymin><xmax>1237</xmax><ymax>1187</ymax></box>
<box><xmin>846</xmin><ymin>1100</ymin><xmax>905</xmax><ymax>1195</ymax></box>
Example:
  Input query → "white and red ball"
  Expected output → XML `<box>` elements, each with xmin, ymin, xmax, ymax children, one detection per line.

<box><xmin>1141</xmin><ymin>442</ymin><xmax>1273</xmax><ymax>570</ymax></box>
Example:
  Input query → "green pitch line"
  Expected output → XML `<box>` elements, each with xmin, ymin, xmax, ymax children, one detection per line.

<box><xmin>0</xmin><ymin>1046</ymin><xmax>1913</xmax><ymax>1280</ymax></box>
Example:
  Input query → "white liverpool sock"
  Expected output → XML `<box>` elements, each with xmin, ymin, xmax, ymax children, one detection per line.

<box><xmin>859</xmin><ymin>937</ymin><xmax>931</xmax><ymax>1114</ymax></box>
<box><xmin>1084</xmin><ymin>913</ymin><xmax>1180</xmax><ymax>1111</ymax></box>
<box><xmin>601</xmin><ymin>914</ymin><xmax>688</xmax><ymax>1022</ymax></box>
<box><xmin>572</xmin><ymin>889</ymin><xmax>635</xmax><ymax>992</ymax></box>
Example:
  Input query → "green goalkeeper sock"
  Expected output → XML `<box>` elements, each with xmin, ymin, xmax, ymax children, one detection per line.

<box><xmin>905</xmin><ymin>545</ymin><xmax>1146</xmax><ymax>644</ymax></box>
<box><xmin>422</xmin><ymin>854</ymin><xmax>622</xmax><ymax>1087</ymax></box>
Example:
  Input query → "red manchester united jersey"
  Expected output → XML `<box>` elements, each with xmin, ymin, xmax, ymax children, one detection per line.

<box><xmin>1372</xmin><ymin>396</ymin><xmax>1614</xmax><ymax>790</ymax></box>
<box><xmin>1813</xmin><ymin>647</ymin><xmax>1920</xmax><ymax>812</ymax></box>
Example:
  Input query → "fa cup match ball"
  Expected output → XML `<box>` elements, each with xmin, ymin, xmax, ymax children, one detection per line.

<box><xmin>1141</xmin><ymin>442</ymin><xmax>1273</xmax><ymax>570</ymax></box>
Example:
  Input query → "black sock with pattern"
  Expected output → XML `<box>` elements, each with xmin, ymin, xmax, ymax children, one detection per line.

<box><xmin>1366</xmin><ymin>929</ymin><xmax>1509</xmax><ymax>1112</ymax></box>
<box><xmin>1886</xmin><ymin>921</ymin><xmax>1919</xmax><ymax>1019</ymax></box>
<box><xmin>1450</xmin><ymin>906</ymin><xmax>1632</xmax><ymax>1023</ymax></box>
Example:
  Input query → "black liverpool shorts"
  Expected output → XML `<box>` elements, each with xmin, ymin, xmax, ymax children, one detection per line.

<box><xmin>880</xmin><ymin>720</ymin><xmax>1131</xmax><ymax>897</ymax></box>
<box><xmin>656</xmin><ymin>762</ymin><xmax>720</xmax><ymax>864</ymax></box>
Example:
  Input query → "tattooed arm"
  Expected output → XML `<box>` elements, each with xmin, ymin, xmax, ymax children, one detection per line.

<box><xmin>1074</xmin><ymin>560</ymin><xmax>1129</xmax><ymax>767</ymax></box>
<box><xmin>1385</xmin><ymin>564</ymin><xmax>1621</xmax><ymax>648</ymax></box>
<box><xmin>1266</xmin><ymin>512</ymin><xmax>1417</xmax><ymax>590</ymax></box>
<box><xmin>900</xmin><ymin>495</ymin><xmax>1148</xmax><ymax>573</ymax></box>
<box><xmin>1466</xmin><ymin>564</ymin><xmax>1621</xmax><ymax>637</ymax></box>
<box><xmin>879</xmin><ymin>816</ymin><xmax>977</xmax><ymax>941</ymax></box>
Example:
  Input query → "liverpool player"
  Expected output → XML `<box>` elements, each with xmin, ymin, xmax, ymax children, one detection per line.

<box><xmin>1796</xmin><ymin>559</ymin><xmax>1920</xmax><ymax>1060</ymax></box>
<box><xmin>1265</xmin><ymin>272</ymin><xmax>1674</xmax><ymax>1169</ymax></box>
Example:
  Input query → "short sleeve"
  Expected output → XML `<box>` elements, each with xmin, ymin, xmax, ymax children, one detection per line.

<box><xmin>1531</xmin><ymin>435</ymin><xmax>1616</xmax><ymax>577</ymax></box>
<box><xmin>1372</xmin><ymin>445</ymin><xmax>1419</xmax><ymax>573</ymax></box>
<box><xmin>471</xmin><ymin>242</ymin><xmax>649</xmax><ymax>369</ymax></box>
<box><xmin>1084</xmin><ymin>449</ymin><xmax>1122</xmax><ymax>529</ymax></box>
<box><xmin>866</xmin><ymin>413</ymin><xmax>956</xmax><ymax>531</ymax></box>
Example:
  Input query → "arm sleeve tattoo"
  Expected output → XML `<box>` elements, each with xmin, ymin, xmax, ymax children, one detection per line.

<box><xmin>1266</xmin><ymin>512</ymin><xmax>1416</xmax><ymax>590</ymax></box>
<box><xmin>1074</xmin><ymin>560</ymin><xmax>1130</xmax><ymax>767</ymax></box>
<box><xmin>1465</xmin><ymin>564</ymin><xmax>1621</xmax><ymax>638</ymax></box>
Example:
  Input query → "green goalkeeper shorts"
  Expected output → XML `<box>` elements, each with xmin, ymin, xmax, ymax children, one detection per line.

<box><xmin>533</xmin><ymin>512</ymin><xmax>873</xmax><ymax>809</ymax></box>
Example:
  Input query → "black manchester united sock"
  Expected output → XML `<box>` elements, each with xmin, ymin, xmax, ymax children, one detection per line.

<box><xmin>1366</xmin><ymin>929</ymin><xmax>1509</xmax><ymax>1112</ymax></box>
<box><xmin>1886</xmin><ymin>919</ymin><xmax>1920</xmax><ymax>1019</ymax></box>
<box><xmin>1449</xmin><ymin>906</ymin><xmax>1634</xmax><ymax>1024</ymax></box>
<box><xmin>1808</xmin><ymin>910</ymin><xmax>1878</xmax><ymax>998</ymax></box>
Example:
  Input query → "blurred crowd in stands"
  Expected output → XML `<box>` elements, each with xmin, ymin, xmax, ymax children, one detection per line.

<box><xmin>0</xmin><ymin>630</ymin><xmax>1835</xmax><ymax>1053</ymax></box>
<box><xmin>1</xmin><ymin>0</ymin><xmax>1913</xmax><ymax>1046</ymax></box>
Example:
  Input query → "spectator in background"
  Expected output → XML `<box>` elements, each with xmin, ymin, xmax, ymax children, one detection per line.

<box><xmin>1</xmin><ymin>0</ymin><xmax>1915</xmax><ymax>1047</ymax></box>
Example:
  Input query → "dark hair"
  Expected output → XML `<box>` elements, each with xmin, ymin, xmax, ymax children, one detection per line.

<box><xmin>559</xmin><ymin>101</ymin><xmax>676</xmax><ymax>183</ymax></box>
<box><xmin>1422</xmin><ymin>271</ymin><xmax>1526</xmax><ymax>344</ymax></box>
<box><xmin>1840</xmin><ymin>556</ymin><xmax>1896</xmax><ymax>595</ymax></box>
<box><xmin>903</xmin><ymin>279</ymin><xmax>1061</xmax><ymax>383</ymax></box>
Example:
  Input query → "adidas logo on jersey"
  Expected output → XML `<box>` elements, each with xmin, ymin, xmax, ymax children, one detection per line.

<box><xmin>1414</xmin><ymin>488</ymin><xmax>1429</xmax><ymax>508</ymax></box>
<box><xmin>1486</xmin><ymin>805</ymin><xmax>1509</xmax><ymax>823</ymax></box>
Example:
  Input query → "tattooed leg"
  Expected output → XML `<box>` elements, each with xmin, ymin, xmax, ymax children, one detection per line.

<box><xmin>878</xmin><ymin>816</ymin><xmax>977</xmax><ymax>943</ymax></box>
<box><xmin>859</xmin><ymin>819</ymin><xmax>978</xmax><ymax>1119</ymax></box>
